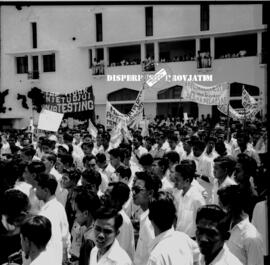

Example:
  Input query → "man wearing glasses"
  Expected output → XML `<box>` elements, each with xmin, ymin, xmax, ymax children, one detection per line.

<box><xmin>132</xmin><ymin>171</ymin><xmax>161</xmax><ymax>265</ymax></box>
<box><xmin>90</xmin><ymin>207</ymin><xmax>132</xmax><ymax>265</ymax></box>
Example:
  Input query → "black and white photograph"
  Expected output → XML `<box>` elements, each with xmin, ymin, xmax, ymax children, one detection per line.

<box><xmin>0</xmin><ymin>1</ymin><xmax>269</xmax><ymax>265</ymax></box>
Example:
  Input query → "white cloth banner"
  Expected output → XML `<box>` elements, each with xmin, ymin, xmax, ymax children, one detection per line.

<box><xmin>242</xmin><ymin>88</ymin><xmax>257</xmax><ymax>109</ymax></box>
<box><xmin>126</xmin><ymin>85</ymin><xmax>145</xmax><ymax>126</ymax></box>
<box><xmin>181</xmin><ymin>82</ymin><xmax>230</xmax><ymax>105</ymax></box>
<box><xmin>105</xmin><ymin>101</ymin><xmax>127</xmax><ymax>130</ymax></box>
<box><xmin>218</xmin><ymin>104</ymin><xmax>260</xmax><ymax>121</ymax></box>
<box><xmin>37</xmin><ymin>109</ymin><xmax>64</xmax><ymax>132</ymax></box>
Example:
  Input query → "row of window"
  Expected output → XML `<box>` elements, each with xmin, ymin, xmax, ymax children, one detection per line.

<box><xmin>95</xmin><ymin>5</ymin><xmax>209</xmax><ymax>43</ymax></box>
<box><xmin>16</xmin><ymin>54</ymin><xmax>55</xmax><ymax>74</ymax></box>
<box><xmin>95</xmin><ymin>4</ymin><xmax>268</xmax><ymax>42</ymax></box>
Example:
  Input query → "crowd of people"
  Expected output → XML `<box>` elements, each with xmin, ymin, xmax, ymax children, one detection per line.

<box><xmin>0</xmin><ymin>114</ymin><xmax>268</xmax><ymax>265</ymax></box>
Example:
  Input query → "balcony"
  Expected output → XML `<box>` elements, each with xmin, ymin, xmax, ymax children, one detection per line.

<box><xmin>92</xmin><ymin>63</ymin><xmax>105</xmax><ymax>76</ymax></box>
<box><xmin>28</xmin><ymin>70</ymin><xmax>40</xmax><ymax>80</ymax></box>
<box><xmin>197</xmin><ymin>53</ymin><xmax>212</xmax><ymax>70</ymax></box>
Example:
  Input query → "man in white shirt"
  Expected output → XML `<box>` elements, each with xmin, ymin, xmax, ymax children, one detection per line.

<box><xmin>147</xmin><ymin>191</ymin><xmax>200</xmax><ymax>265</ymax></box>
<box><xmin>211</xmin><ymin>156</ymin><xmax>236</xmax><ymax>205</ymax></box>
<box><xmin>173</xmin><ymin>164</ymin><xmax>205</xmax><ymax>238</ymax></box>
<box><xmin>132</xmin><ymin>171</ymin><xmax>161</xmax><ymax>265</ymax></box>
<box><xmin>196</xmin><ymin>205</ymin><xmax>242</xmax><ymax>265</ymax></box>
<box><xmin>167</xmin><ymin>134</ymin><xmax>185</xmax><ymax>160</ymax></box>
<box><xmin>231</xmin><ymin>131</ymin><xmax>261</xmax><ymax>167</ymax></box>
<box><xmin>131</xmin><ymin>134</ymin><xmax>148</xmax><ymax>166</ymax></box>
<box><xmin>20</xmin><ymin>215</ymin><xmax>60</xmax><ymax>265</ymax></box>
<box><xmin>218</xmin><ymin>185</ymin><xmax>264</xmax><ymax>265</ymax></box>
<box><xmin>193</xmin><ymin>140</ymin><xmax>215</xmax><ymax>203</ymax></box>
<box><xmin>35</xmin><ymin>173</ymin><xmax>70</xmax><ymax>265</ymax></box>
<box><xmin>102</xmin><ymin>182</ymin><xmax>135</xmax><ymax>260</ymax></box>
<box><xmin>89</xmin><ymin>207</ymin><xmax>132</xmax><ymax>265</ymax></box>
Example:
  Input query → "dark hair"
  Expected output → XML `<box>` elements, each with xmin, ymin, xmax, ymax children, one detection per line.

<box><xmin>95</xmin><ymin>206</ymin><xmax>123</xmax><ymax>231</ymax></box>
<box><xmin>1</xmin><ymin>189</ymin><xmax>30</xmax><ymax>224</ymax></box>
<box><xmin>62</xmin><ymin>168</ymin><xmax>81</xmax><ymax>184</ymax></box>
<box><xmin>42</xmin><ymin>151</ymin><xmax>57</xmax><ymax>165</ymax></box>
<box><xmin>74</xmin><ymin>186</ymin><xmax>100</xmax><ymax>218</ymax></box>
<box><xmin>236</xmin><ymin>153</ymin><xmax>257</xmax><ymax>178</ymax></box>
<box><xmin>135</xmin><ymin>171</ymin><xmax>162</xmax><ymax>194</ymax></box>
<box><xmin>36</xmin><ymin>173</ymin><xmax>58</xmax><ymax>195</ymax></box>
<box><xmin>58</xmin><ymin>154</ymin><xmax>74</xmax><ymax>167</ymax></box>
<box><xmin>175</xmin><ymin>164</ymin><xmax>194</xmax><ymax>182</ymax></box>
<box><xmin>109</xmin><ymin>148</ymin><xmax>124</xmax><ymax>161</ymax></box>
<box><xmin>21</xmin><ymin>146</ymin><xmax>36</xmax><ymax>158</ymax></box>
<box><xmin>82</xmin><ymin>154</ymin><xmax>97</xmax><ymax>165</ymax></box>
<box><xmin>20</xmin><ymin>215</ymin><xmax>52</xmax><ymax>249</ymax></box>
<box><xmin>196</xmin><ymin>205</ymin><xmax>230</xmax><ymax>240</ymax></box>
<box><xmin>180</xmin><ymin>159</ymin><xmax>196</xmax><ymax>177</ymax></box>
<box><xmin>108</xmin><ymin>182</ymin><xmax>130</xmax><ymax>207</ymax></box>
<box><xmin>213</xmin><ymin>156</ymin><xmax>232</xmax><ymax>171</ymax></box>
<box><xmin>139</xmin><ymin>153</ymin><xmax>153</xmax><ymax>166</ymax></box>
<box><xmin>115</xmin><ymin>165</ymin><xmax>132</xmax><ymax>181</ymax></box>
<box><xmin>82</xmin><ymin>169</ymin><xmax>102</xmax><ymax>189</ymax></box>
<box><xmin>156</xmin><ymin>157</ymin><xmax>169</xmax><ymax>175</ymax></box>
<box><xmin>81</xmin><ymin>142</ymin><xmax>94</xmax><ymax>150</ymax></box>
<box><xmin>168</xmin><ymin>134</ymin><xmax>178</xmax><ymax>142</ymax></box>
<box><xmin>165</xmin><ymin>151</ymin><xmax>180</xmax><ymax>164</ymax></box>
<box><xmin>133</xmin><ymin>134</ymin><xmax>143</xmax><ymax>143</ymax></box>
<box><xmin>149</xmin><ymin>191</ymin><xmax>176</xmax><ymax>232</ymax></box>
<box><xmin>193</xmin><ymin>140</ymin><xmax>206</xmax><ymax>151</ymax></box>
<box><xmin>27</xmin><ymin>161</ymin><xmax>46</xmax><ymax>175</ymax></box>
<box><xmin>96</xmin><ymin>153</ymin><xmax>107</xmax><ymax>164</ymax></box>
<box><xmin>215</xmin><ymin>142</ymin><xmax>227</xmax><ymax>156</ymax></box>
<box><xmin>63</xmin><ymin>132</ymin><xmax>73</xmax><ymax>143</ymax></box>
<box><xmin>217</xmin><ymin>185</ymin><xmax>246</xmax><ymax>214</ymax></box>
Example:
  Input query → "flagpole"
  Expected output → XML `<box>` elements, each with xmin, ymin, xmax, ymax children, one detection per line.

<box><xmin>242</xmin><ymin>85</ymin><xmax>247</xmax><ymax>131</ymax></box>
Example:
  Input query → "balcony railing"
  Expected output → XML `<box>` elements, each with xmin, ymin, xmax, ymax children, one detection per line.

<box><xmin>92</xmin><ymin>63</ymin><xmax>105</xmax><ymax>75</ymax></box>
<box><xmin>28</xmin><ymin>70</ymin><xmax>40</xmax><ymax>79</ymax></box>
<box><xmin>197</xmin><ymin>54</ymin><xmax>212</xmax><ymax>69</ymax></box>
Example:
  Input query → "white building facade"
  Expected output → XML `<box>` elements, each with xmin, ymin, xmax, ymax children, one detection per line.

<box><xmin>0</xmin><ymin>4</ymin><xmax>267</xmax><ymax>128</ymax></box>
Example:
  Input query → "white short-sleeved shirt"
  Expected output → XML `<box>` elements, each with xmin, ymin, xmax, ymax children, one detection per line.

<box><xmin>134</xmin><ymin>210</ymin><xmax>155</xmax><ymax>265</ymax></box>
<box><xmin>89</xmin><ymin>239</ymin><xmax>132</xmax><ymax>265</ymax></box>
<box><xmin>117</xmin><ymin>209</ymin><xmax>135</xmax><ymax>260</ymax></box>
<box><xmin>176</xmin><ymin>186</ymin><xmax>205</xmax><ymax>238</ymax></box>
<box><xmin>199</xmin><ymin>244</ymin><xmax>243</xmax><ymax>265</ymax></box>
<box><xmin>147</xmin><ymin>228</ymin><xmax>200</xmax><ymax>265</ymax></box>
<box><xmin>227</xmin><ymin>216</ymin><xmax>264</xmax><ymax>265</ymax></box>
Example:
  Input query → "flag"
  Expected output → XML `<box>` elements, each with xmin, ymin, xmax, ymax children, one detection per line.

<box><xmin>87</xmin><ymin>119</ymin><xmax>98</xmax><ymax>139</ymax></box>
<box><xmin>242</xmin><ymin>87</ymin><xmax>257</xmax><ymax>109</ymax></box>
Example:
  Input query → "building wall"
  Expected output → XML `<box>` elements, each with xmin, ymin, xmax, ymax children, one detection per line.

<box><xmin>0</xmin><ymin>4</ymin><xmax>266</xmax><ymax>126</ymax></box>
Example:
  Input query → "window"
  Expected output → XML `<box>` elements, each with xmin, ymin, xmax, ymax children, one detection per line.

<box><xmin>145</xmin><ymin>7</ymin><xmax>153</xmax><ymax>36</ymax></box>
<box><xmin>89</xmin><ymin>49</ymin><xmax>93</xmax><ymax>68</ymax></box>
<box><xmin>31</xmin><ymin>22</ymin><xmax>37</xmax><ymax>48</ymax></box>
<box><xmin>96</xmin><ymin>13</ymin><xmax>103</xmax><ymax>42</ymax></box>
<box><xmin>43</xmin><ymin>54</ymin><xmax>55</xmax><ymax>72</ymax></box>
<box><xmin>200</xmin><ymin>4</ymin><xmax>209</xmax><ymax>31</ymax></box>
<box><xmin>262</xmin><ymin>4</ymin><xmax>268</xmax><ymax>25</ymax></box>
<box><xmin>16</xmin><ymin>56</ymin><xmax>28</xmax><ymax>74</ymax></box>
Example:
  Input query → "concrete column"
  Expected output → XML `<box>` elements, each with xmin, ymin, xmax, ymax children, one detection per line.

<box><xmin>196</xmin><ymin>38</ymin><xmax>200</xmax><ymax>55</ymax></box>
<box><xmin>104</xmin><ymin>47</ymin><xmax>109</xmax><ymax>67</ymax></box>
<box><xmin>210</xmin><ymin>37</ymin><xmax>215</xmax><ymax>59</ymax></box>
<box><xmin>257</xmin><ymin>32</ymin><xmax>262</xmax><ymax>58</ymax></box>
<box><xmin>141</xmin><ymin>43</ymin><xmax>146</xmax><ymax>63</ymax></box>
<box><xmin>154</xmin><ymin>41</ymin><xmax>159</xmax><ymax>63</ymax></box>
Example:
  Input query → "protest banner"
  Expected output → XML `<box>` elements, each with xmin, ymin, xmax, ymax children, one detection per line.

<box><xmin>43</xmin><ymin>86</ymin><xmax>95</xmax><ymax>114</ymax></box>
<box><xmin>37</xmin><ymin>109</ymin><xmax>64</xmax><ymax>132</ymax></box>
<box><xmin>126</xmin><ymin>85</ymin><xmax>145</xmax><ymax>127</ymax></box>
<box><xmin>181</xmin><ymin>82</ymin><xmax>230</xmax><ymax>105</ymax></box>
<box><xmin>105</xmin><ymin>101</ymin><xmax>127</xmax><ymax>130</ymax></box>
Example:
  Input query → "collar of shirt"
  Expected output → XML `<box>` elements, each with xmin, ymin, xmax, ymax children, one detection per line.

<box><xmin>140</xmin><ymin>209</ymin><xmax>149</xmax><ymax>222</ymax></box>
<box><xmin>98</xmin><ymin>239</ymin><xmax>123</xmax><ymax>263</ymax></box>
<box><xmin>199</xmin><ymin>244</ymin><xmax>229</xmax><ymax>265</ymax></box>
<box><xmin>149</xmin><ymin>228</ymin><xmax>174</xmax><ymax>252</ymax></box>
<box><xmin>40</xmin><ymin>196</ymin><xmax>57</xmax><ymax>211</ymax></box>
<box><xmin>230</xmin><ymin>214</ymin><xmax>249</xmax><ymax>232</ymax></box>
